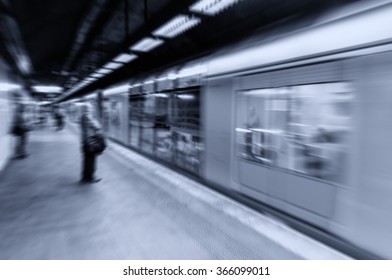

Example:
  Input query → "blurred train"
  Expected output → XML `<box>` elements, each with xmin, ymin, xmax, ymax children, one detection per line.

<box><xmin>66</xmin><ymin>1</ymin><xmax>392</xmax><ymax>258</ymax></box>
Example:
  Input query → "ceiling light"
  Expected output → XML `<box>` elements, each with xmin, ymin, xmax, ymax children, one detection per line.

<box><xmin>104</xmin><ymin>83</ymin><xmax>130</xmax><ymax>95</ymax></box>
<box><xmin>103</xmin><ymin>62</ymin><xmax>123</xmax><ymax>70</ymax></box>
<box><xmin>153</xmin><ymin>15</ymin><xmax>201</xmax><ymax>38</ymax></box>
<box><xmin>153</xmin><ymin>93</ymin><xmax>169</xmax><ymax>98</ymax></box>
<box><xmin>178</xmin><ymin>94</ymin><xmax>195</xmax><ymax>100</ymax></box>
<box><xmin>130</xmin><ymin>38</ymin><xmax>164</xmax><ymax>52</ymax></box>
<box><xmin>91</xmin><ymin>73</ymin><xmax>104</xmax><ymax>78</ymax></box>
<box><xmin>32</xmin><ymin>85</ymin><xmax>63</xmax><ymax>93</ymax></box>
<box><xmin>168</xmin><ymin>72</ymin><xmax>177</xmax><ymax>80</ymax></box>
<box><xmin>97</xmin><ymin>68</ymin><xmax>112</xmax><ymax>74</ymax></box>
<box><xmin>177</xmin><ymin>65</ymin><xmax>207</xmax><ymax>78</ymax></box>
<box><xmin>190</xmin><ymin>0</ymin><xmax>242</xmax><ymax>16</ymax></box>
<box><xmin>113</xmin><ymin>53</ymin><xmax>138</xmax><ymax>63</ymax></box>
<box><xmin>0</xmin><ymin>83</ymin><xmax>21</xmax><ymax>91</ymax></box>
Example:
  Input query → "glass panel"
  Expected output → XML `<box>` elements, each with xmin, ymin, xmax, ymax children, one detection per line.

<box><xmin>170</xmin><ymin>89</ymin><xmax>203</xmax><ymax>175</ymax></box>
<box><xmin>102</xmin><ymin>100</ymin><xmax>110</xmax><ymax>133</ymax></box>
<box><xmin>287</xmin><ymin>83</ymin><xmax>353</xmax><ymax>183</ymax></box>
<box><xmin>108</xmin><ymin>100</ymin><xmax>122</xmax><ymax>139</ymax></box>
<box><xmin>236</xmin><ymin>88</ymin><xmax>289</xmax><ymax>166</ymax></box>
<box><xmin>140</xmin><ymin>95</ymin><xmax>155</xmax><ymax>154</ymax></box>
<box><xmin>235</xmin><ymin>82</ymin><xmax>353</xmax><ymax>184</ymax></box>
<box><xmin>170</xmin><ymin>90</ymin><xmax>200</xmax><ymax>129</ymax></box>
<box><xmin>153</xmin><ymin>93</ymin><xmax>172</xmax><ymax>162</ymax></box>
<box><xmin>129</xmin><ymin>96</ymin><xmax>142</xmax><ymax>148</ymax></box>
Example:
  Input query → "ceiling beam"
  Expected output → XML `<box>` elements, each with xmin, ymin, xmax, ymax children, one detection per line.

<box><xmin>62</xmin><ymin>0</ymin><xmax>123</xmax><ymax>81</ymax></box>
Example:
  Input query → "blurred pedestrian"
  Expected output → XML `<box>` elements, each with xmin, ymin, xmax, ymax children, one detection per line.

<box><xmin>80</xmin><ymin>103</ymin><xmax>104</xmax><ymax>183</ymax></box>
<box><xmin>10</xmin><ymin>103</ymin><xmax>29</xmax><ymax>159</ymax></box>
<box><xmin>54</xmin><ymin>107</ymin><xmax>65</xmax><ymax>131</ymax></box>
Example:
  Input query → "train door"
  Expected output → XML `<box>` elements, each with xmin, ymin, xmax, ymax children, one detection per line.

<box><xmin>234</xmin><ymin>61</ymin><xmax>354</xmax><ymax>228</ymax></box>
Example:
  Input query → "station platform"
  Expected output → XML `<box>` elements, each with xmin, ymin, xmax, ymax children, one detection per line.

<box><xmin>0</xmin><ymin>125</ymin><xmax>350</xmax><ymax>259</ymax></box>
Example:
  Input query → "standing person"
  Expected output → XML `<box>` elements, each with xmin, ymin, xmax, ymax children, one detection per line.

<box><xmin>80</xmin><ymin>103</ymin><xmax>102</xmax><ymax>183</ymax></box>
<box><xmin>11</xmin><ymin>103</ymin><xmax>29</xmax><ymax>159</ymax></box>
<box><xmin>54</xmin><ymin>107</ymin><xmax>65</xmax><ymax>131</ymax></box>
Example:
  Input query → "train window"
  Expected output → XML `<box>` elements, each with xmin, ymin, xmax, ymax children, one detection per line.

<box><xmin>128</xmin><ymin>89</ymin><xmax>204</xmax><ymax>175</ymax></box>
<box><xmin>140</xmin><ymin>95</ymin><xmax>155</xmax><ymax>154</ymax></box>
<box><xmin>153</xmin><ymin>93</ymin><xmax>172</xmax><ymax>162</ymax></box>
<box><xmin>129</xmin><ymin>96</ymin><xmax>143</xmax><ymax>148</ymax></box>
<box><xmin>236</xmin><ymin>82</ymin><xmax>353</xmax><ymax>184</ymax></box>
<box><xmin>235</xmin><ymin>88</ymin><xmax>290</xmax><ymax>167</ymax></box>
<box><xmin>287</xmin><ymin>82</ymin><xmax>353</xmax><ymax>183</ymax></box>
<box><xmin>169</xmin><ymin>90</ymin><xmax>200</xmax><ymax>129</ymax></box>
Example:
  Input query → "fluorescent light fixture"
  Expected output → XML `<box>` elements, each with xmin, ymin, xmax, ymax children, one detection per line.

<box><xmin>178</xmin><ymin>94</ymin><xmax>195</xmax><ymax>100</ymax></box>
<box><xmin>168</xmin><ymin>72</ymin><xmax>177</xmax><ymax>80</ymax></box>
<box><xmin>152</xmin><ymin>15</ymin><xmax>201</xmax><ymax>38</ymax></box>
<box><xmin>153</xmin><ymin>93</ymin><xmax>169</xmax><ymax>98</ymax></box>
<box><xmin>132</xmin><ymin>83</ymin><xmax>142</xmax><ymax>87</ymax></box>
<box><xmin>144</xmin><ymin>80</ymin><xmax>154</xmax><ymax>85</ymax></box>
<box><xmin>113</xmin><ymin>53</ymin><xmax>138</xmax><ymax>63</ymax></box>
<box><xmin>91</xmin><ymin>73</ymin><xmax>104</xmax><ymax>78</ymax></box>
<box><xmin>130</xmin><ymin>38</ymin><xmax>164</xmax><ymax>52</ymax></box>
<box><xmin>177</xmin><ymin>65</ymin><xmax>207</xmax><ymax>78</ymax></box>
<box><xmin>104</xmin><ymin>83</ymin><xmax>130</xmax><ymax>95</ymax></box>
<box><xmin>32</xmin><ymin>85</ymin><xmax>63</xmax><ymax>93</ymax></box>
<box><xmin>96</xmin><ymin>68</ymin><xmax>112</xmax><ymax>74</ymax></box>
<box><xmin>0</xmin><ymin>83</ymin><xmax>21</xmax><ymax>91</ymax></box>
<box><xmin>190</xmin><ymin>0</ymin><xmax>242</xmax><ymax>16</ymax></box>
<box><xmin>103</xmin><ymin>62</ymin><xmax>123</xmax><ymax>70</ymax></box>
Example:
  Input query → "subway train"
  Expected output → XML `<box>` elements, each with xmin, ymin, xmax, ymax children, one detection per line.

<box><xmin>70</xmin><ymin>1</ymin><xmax>392</xmax><ymax>259</ymax></box>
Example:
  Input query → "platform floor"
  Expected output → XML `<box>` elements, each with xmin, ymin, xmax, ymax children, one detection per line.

<box><xmin>0</xmin><ymin>125</ymin><xmax>349</xmax><ymax>259</ymax></box>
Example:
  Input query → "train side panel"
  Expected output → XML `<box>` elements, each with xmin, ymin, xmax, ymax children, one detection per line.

<box><xmin>333</xmin><ymin>50</ymin><xmax>392</xmax><ymax>259</ymax></box>
<box><xmin>203</xmin><ymin>77</ymin><xmax>233</xmax><ymax>188</ymax></box>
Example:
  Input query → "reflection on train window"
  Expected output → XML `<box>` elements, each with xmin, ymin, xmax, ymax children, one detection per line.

<box><xmin>129</xmin><ymin>96</ymin><xmax>143</xmax><ymax>148</ymax></box>
<box><xmin>140</xmin><ymin>95</ymin><xmax>155</xmax><ymax>154</ymax></box>
<box><xmin>110</xmin><ymin>101</ymin><xmax>121</xmax><ymax>138</ymax></box>
<box><xmin>236</xmin><ymin>82</ymin><xmax>353</xmax><ymax>184</ymax></box>
<box><xmin>102</xmin><ymin>100</ymin><xmax>109</xmax><ymax>132</ymax></box>
<box><xmin>154</xmin><ymin>93</ymin><xmax>172</xmax><ymax>162</ymax></box>
<box><xmin>169</xmin><ymin>91</ymin><xmax>200</xmax><ymax>128</ymax></box>
<box><xmin>128</xmin><ymin>89</ymin><xmax>204</xmax><ymax>175</ymax></box>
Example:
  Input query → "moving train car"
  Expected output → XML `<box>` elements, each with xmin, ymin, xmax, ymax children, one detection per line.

<box><xmin>75</xmin><ymin>1</ymin><xmax>392</xmax><ymax>258</ymax></box>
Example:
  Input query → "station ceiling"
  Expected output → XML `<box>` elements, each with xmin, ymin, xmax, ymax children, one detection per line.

<box><xmin>1</xmin><ymin>0</ymin><xmax>358</xmax><ymax>100</ymax></box>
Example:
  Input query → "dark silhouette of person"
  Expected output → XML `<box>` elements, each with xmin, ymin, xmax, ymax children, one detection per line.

<box><xmin>11</xmin><ymin>103</ymin><xmax>29</xmax><ymax>159</ymax></box>
<box><xmin>80</xmin><ymin>103</ymin><xmax>102</xmax><ymax>183</ymax></box>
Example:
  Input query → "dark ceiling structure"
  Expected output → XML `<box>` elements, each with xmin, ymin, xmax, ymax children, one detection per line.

<box><xmin>1</xmin><ymin>0</ymin><xmax>359</xmax><ymax>101</ymax></box>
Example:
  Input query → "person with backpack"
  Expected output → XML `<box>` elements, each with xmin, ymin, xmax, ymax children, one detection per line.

<box><xmin>80</xmin><ymin>103</ymin><xmax>106</xmax><ymax>183</ymax></box>
<box><xmin>11</xmin><ymin>103</ymin><xmax>29</xmax><ymax>159</ymax></box>
<box><xmin>54</xmin><ymin>107</ymin><xmax>65</xmax><ymax>131</ymax></box>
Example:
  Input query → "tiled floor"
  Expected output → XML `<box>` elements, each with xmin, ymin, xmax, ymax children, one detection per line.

<box><xmin>0</xmin><ymin>125</ymin><xmax>348</xmax><ymax>259</ymax></box>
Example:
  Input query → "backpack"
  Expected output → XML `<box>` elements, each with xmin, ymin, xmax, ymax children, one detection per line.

<box><xmin>86</xmin><ymin>133</ymin><xmax>107</xmax><ymax>155</ymax></box>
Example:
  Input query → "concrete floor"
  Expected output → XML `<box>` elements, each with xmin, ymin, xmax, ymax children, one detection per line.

<box><xmin>0</xmin><ymin>125</ymin><xmax>348</xmax><ymax>259</ymax></box>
